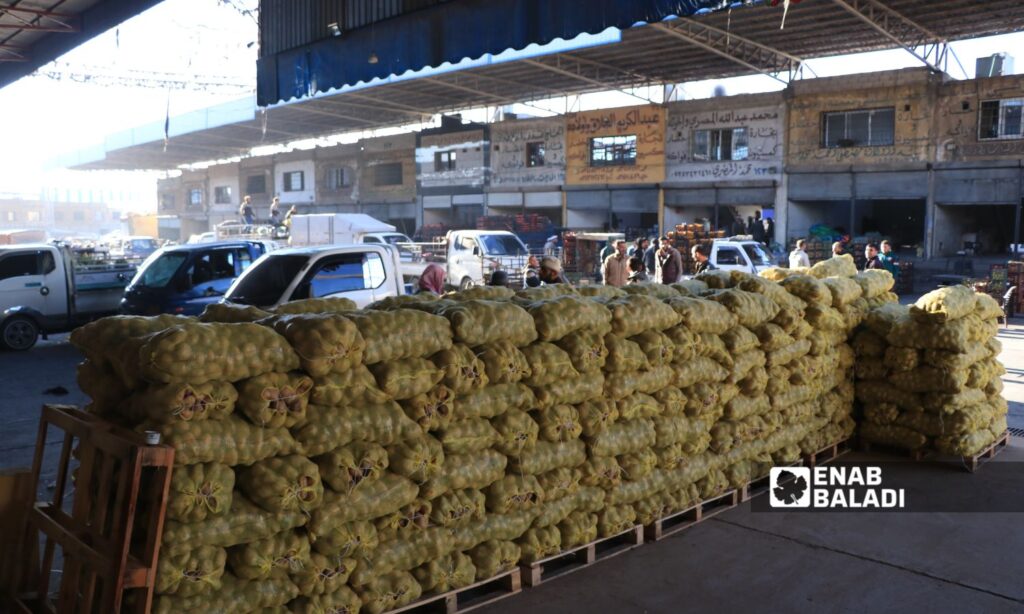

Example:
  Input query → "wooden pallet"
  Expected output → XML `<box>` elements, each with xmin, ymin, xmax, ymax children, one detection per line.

<box><xmin>519</xmin><ymin>525</ymin><xmax>643</xmax><ymax>587</ymax></box>
<box><xmin>741</xmin><ymin>462</ymin><xmax>802</xmax><ymax>502</ymax></box>
<box><xmin>388</xmin><ymin>568</ymin><xmax>521</xmax><ymax>614</ymax></box>
<box><xmin>859</xmin><ymin>437</ymin><xmax>931</xmax><ymax>461</ymax></box>
<box><xmin>14</xmin><ymin>405</ymin><xmax>175</xmax><ymax>614</ymax></box>
<box><xmin>803</xmin><ymin>439</ymin><xmax>853</xmax><ymax>467</ymax></box>
<box><xmin>699</xmin><ymin>489</ymin><xmax>739</xmax><ymax>521</ymax></box>
<box><xmin>643</xmin><ymin>503</ymin><xmax>700</xmax><ymax>542</ymax></box>
<box><xmin>964</xmin><ymin>431</ymin><xmax>1010</xmax><ymax>473</ymax></box>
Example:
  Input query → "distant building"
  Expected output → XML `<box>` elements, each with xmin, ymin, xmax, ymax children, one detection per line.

<box><xmin>0</xmin><ymin>197</ymin><xmax>122</xmax><ymax>237</ymax></box>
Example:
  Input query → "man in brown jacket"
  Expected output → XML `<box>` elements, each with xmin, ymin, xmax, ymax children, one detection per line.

<box><xmin>655</xmin><ymin>237</ymin><xmax>683</xmax><ymax>284</ymax></box>
<box><xmin>601</xmin><ymin>239</ymin><xmax>629</xmax><ymax>287</ymax></box>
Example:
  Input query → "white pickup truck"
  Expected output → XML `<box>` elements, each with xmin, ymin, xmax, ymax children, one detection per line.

<box><xmin>0</xmin><ymin>243</ymin><xmax>135</xmax><ymax>350</ymax></box>
<box><xmin>705</xmin><ymin>237</ymin><xmax>776</xmax><ymax>275</ymax></box>
<box><xmin>406</xmin><ymin>230</ymin><xmax>531</xmax><ymax>290</ymax></box>
<box><xmin>223</xmin><ymin>244</ymin><xmax>406</xmax><ymax>310</ymax></box>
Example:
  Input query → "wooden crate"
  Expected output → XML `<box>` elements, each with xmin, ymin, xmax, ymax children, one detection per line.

<box><xmin>387</xmin><ymin>568</ymin><xmax>521</xmax><ymax>614</ymax></box>
<box><xmin>14</xmin><ymin>405</ymin><xmax>175</xmax><ymax>614</ymax></box>
<box><xmin>519</xmin><ymin>525</ymin><xmax>643</xmax><ymax>587</ymax></box>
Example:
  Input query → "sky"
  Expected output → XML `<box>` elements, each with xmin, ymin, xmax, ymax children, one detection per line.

<box><xmin>0</xmin><ymin>0</ymin><xmax>1021</xmax><ymax>213</ymax></box>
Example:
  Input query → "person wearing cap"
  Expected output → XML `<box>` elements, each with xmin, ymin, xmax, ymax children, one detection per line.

<box><xmin>539</xmin><ymin>256</ymin><xmax>568</xmax><ymax>285</ymax></box>
<box><xmin>489</xmin><ymin>270</ymin><xmax>509</xmax><ymax>287</ymax></box>
<box><xmin>544</xmin><ymin>235</ymin><xmax>559</xmax><ymax>256</ymax></box>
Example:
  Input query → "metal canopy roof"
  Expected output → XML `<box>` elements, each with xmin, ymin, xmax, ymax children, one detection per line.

<box><xmin>0</xmin><ymin>0</ymin><xmax>163</xmax><ymax>89</ymax></box>
<box><xmin>65</xmin><ymin>0</ymin><xmax>1024</xmax><ymax>171</ymax></box>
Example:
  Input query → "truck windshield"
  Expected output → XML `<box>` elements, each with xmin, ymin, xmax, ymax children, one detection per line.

<box><xmin>226</xmin><ymin>254</ymin><xmax>309</xmax><ymax>306</ymax></box>
<box><xmin>132</xmin><ymin>239</ymin><xmax>158</xmax><ymax>251</ymax></box>
<box><xmin>135</xmin><ymin>252</ymin><xmax>187</xmax><ymax>288</ymax></box>
<box><xmin>742</xmin><ymin>243</ymin><xmax>774</xmax><ymax>267</ymax></box>
<box><xmin>479</xmin><ymin>235</ymin><xmax>527</xmax><ymax>256</ymax></box>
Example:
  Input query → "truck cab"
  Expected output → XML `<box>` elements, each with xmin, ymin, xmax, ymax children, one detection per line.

<box><xmin>444</xmin><ymin>230</ymin><xmax>530</xmax><ymax>289</ymax></box>
<box><xmin>709</xmin><ymin>238</ymin><xmax>775</xmax><ymax>275</ymax></box>
<box><xmin>223</xmin><ymin>244</ymin><xmax>404</xmax><ymax>310</ymax></box>
<box><xmin>120</xmin><ymin>241</ymin><xmax>267</xmax><ymax>316</ymax></box>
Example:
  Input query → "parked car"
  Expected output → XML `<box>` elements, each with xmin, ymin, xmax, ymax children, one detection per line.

<box><xmin>406</xmin><ymin>230</ymin><xmax>531</xmax><ymax>290</ymax></box>
<box><xmin>223</xmin><ymin>244</ymin><xmax>405</xmax><ymax>310</ymax></box>
<box><xmin>110</xmin><ymin>236</ymin><xmax>161</xmax><ymax>260</ymax></box>
<box><xmin>119</xmin><ymin>241</ymin><xmax>268</xmax><ymax>316</ymax></box>
<box><xmin>0</xmin><ymin>243</ymin><xmax>135</xmax><ymax>350</ymax></box>
<box><xmin>706</xmin><ymin>238</ymin><xmax>776</xmax><ymax>275</ymax></box>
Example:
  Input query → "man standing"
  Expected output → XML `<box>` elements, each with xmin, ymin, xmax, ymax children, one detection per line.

<box><xmin>644</xmin><ymin>238</ymin><xmax>659</xmax><ymax>276</ymax></box>
<box><xmin>692</xmin><ymin>244</ymin><xmax>715</xmax><ymax>275</ymax></box>
<box><xmin>240</xmin><ymin>195</ymin><xmax>255</xmax><ymax>227</ymax></box>
<box><xmin>539</xmin><ymin>256</ymin><xmax>569</xmax><ymax>285</ymax></box>
<box><xmin>864</xmin><ymin>243</ymin><xmax>883</xmax><ymax>270</ymax></box>
<box><xmin>269</xmin><ymin>196</ymin><xmax>281</xmax><ymax>226</ymax></box>
<box><xmin>878</xmin><ymin>240</ymin><xmax>900</xmax><ymax>279</ymax></box>
<box><xmin>655</xmin><ymin>237</ymin><xmax>683</xmax><ymax>284</ymax></box>
<box><xmin>832</xmin><ymin>241</ymin><xmax>846</xmax><ymax>257</ymax></box>
<box><xmin>601</xmin><ymin>239</ymin><xmax>629</xmax><ymax>287</ymax></box>
<box><xmin>789</xmin><ymin>239</ymin><xmax>811</xmax><ymax>269</ymax></box>
<box><xmin>750</xmin><ymin>211</ymin><xmax>766</xmax><ymax>244</ymax></box>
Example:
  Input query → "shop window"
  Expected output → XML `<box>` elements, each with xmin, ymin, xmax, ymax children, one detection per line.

<box><xmin>283</xmin><ymin>171</ymin><xmax>305</xmax><ymax>192</ymax></box>
<box><xmin>160</xmin><ymin>193</ymin><xmax>175</xmax><ymax>211</ymax></box>
<box><xmin>692</xmin><ymin>128</ymin><xmax>749</xmax><ymax>161</ymax></box>
<box><xmin>822</xmin><ymin>108</ymin><xmax>895</xmax><ymax>148</ymax></box>
<box><xmin>188</xmin><ymin>188</ymin><xmax>203</xmax><ymax>208</ymax></box>
<box><xmin>326</xmin><ymin>167</ymin><xmax>351</xmax><ymax>190</ymax></box>
<box><xmin>375</xmin><ymin>163</ymin><xmax>403</xmax><ymax>186</ymax></box>
<box><xmin>27</xmin><ymin>211</ymin><xmax>41</xmax><ymax>222</ymax></box>
<box><xmin>979</xmin><ymin>99</ymin><xmax>1023</xmax><ymax>139</ymax></box>
<box><xmin>434</xmin><ymin>151</ymin><xmax>457</xmax><ymax>172</ymax></box>
<box><xmin>526</xmin><ymin>142</ymin><xmax>545</xmax><ymax>167</ymax></box>
<box><xmin>214</xmin><ymin>186</ymin><xmax>233</xmax><ymax>204</ymax></box>
<box><xmin>246</xmin><ymin>174</ymin><xmax>267</xmax><ymax>195</ymax></box>
<box><xmin>589</xmin><ymin>135</ymin><xmax>637</xmax><ymax>167</ymax></box>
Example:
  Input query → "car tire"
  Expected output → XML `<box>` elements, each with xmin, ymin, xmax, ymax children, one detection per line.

<box><xmin>0</xmin><ymin>315</ymin><xmax>39</xmax><ymax>351</ymax></box>
<box><xmin>459</xmin><ymin>277</ymin><xmax>474</xmax><ymax>290</ymax></box>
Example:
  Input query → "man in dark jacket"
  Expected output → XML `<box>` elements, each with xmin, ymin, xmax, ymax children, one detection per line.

<box><xmin>864</xmin><ymin>243</ymin><xmax>884</xmax><ymax>270</ymax></box>
<box><xmin>643</xmin><ymin>238</ymin><xmax>659</xmax><ymax>276</ymax></box>
<box><xmin>692</xmin><ymin>244</ymin><xmax>716</xmax><ymax>275</ymax></box>
<box><xmin>655</xmin><ymin>237</ymin><xmax>683</xmax><ymax>283</ymax></box>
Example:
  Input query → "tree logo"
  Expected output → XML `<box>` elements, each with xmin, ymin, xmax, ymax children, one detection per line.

<box><xmin>770</xmin><ymin>467</ymin><xmax>811</xmax><ymax>508</ymax></box>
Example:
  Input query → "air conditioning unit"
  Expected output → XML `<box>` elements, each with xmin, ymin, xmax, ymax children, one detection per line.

<box><xmin>976</xmin><ymin>53</ymin><xmax>1014</xmax><ymax>78</ymax></box>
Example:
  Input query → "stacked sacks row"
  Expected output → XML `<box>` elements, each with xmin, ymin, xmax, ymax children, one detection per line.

<box><xmin>853</xmin><ymin>285</ymin><xmax>1008</xmax><ymax>456</ymax></box>
<box><xmin>69</xmin><ymin>262</ymin><xmax>875</xmax><ymax>614</ymax></box>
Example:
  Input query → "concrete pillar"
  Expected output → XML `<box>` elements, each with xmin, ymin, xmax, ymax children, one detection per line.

<box><xmin>657</xmin><ymin>186</ymin><xmax>665</xmax><ymax>239</ymax></box>
<box><xmin>774</xmin><ymin>176</ymin><xmax>788</xmax><ymax>245</ymax></box>
<box><xmin>924</xmin><ymin>167</ymin><xmax>936</xmax><ymax>260</ymax></box>
<box><xmin>561</xmin><ymin>189</ymin><xmax>567</xmax><ymax>228</ymax></box>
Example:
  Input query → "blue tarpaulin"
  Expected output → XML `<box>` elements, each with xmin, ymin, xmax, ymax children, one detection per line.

<box><xmin>256</xmin><ymin>0</ymin><xmax>728</xmax><ymax>106</ymax></box>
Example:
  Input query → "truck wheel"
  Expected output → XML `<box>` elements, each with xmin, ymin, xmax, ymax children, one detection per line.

<box><xmin>459</xmin><ymin>277</ymin><xmax>474</xmax><ymax>290</ymax></box>
<box><xmin>0</xmin><ymin>316</ymin><xmax>39</xmax><ymax>351</ymax></box>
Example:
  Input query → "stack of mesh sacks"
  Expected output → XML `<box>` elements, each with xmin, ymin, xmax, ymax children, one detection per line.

<box><xmin>68</xmin><ymin>263</ymin><xmax>868</xmax><ymax>614</ymax></box>
<box><xmin>853</xmin><ymin>285</ymin><xmax>1008</xmax><ymax>456</ymax></box>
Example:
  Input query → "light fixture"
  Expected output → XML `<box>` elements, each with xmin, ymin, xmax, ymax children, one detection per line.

<box><xmin>327</xmin><ymin>22</ymin><xmax>342</xmax><ymax>37</ymax></box>
<box><xmin>368</xmin><ymin>52</ymin><xmax>379</xmax><ymax>64</ymax></box>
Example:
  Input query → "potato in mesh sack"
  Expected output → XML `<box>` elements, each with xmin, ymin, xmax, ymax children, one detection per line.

<box><xmin>290</xmin><ymin>585</ymin><xmax>362</xmax><ymax>614</ymax></box>
<box><xmin>665</xmin><ymin>296</ymin><xmax>737</xmax><ymax>334</ymax></box>
<box><xmin>531</xmin><ymin>373</ymin><xmax>602</xmax><ymax>409</ymax></box>
<box><xmin>456</xmin><ymin>383</ymin><xmax>535</xmax><ymax>420</ymax></box>
<box><xmin>555</xmin><ymin>329</ymin><xmax>609</xmax><ymax>373</ymax></box>
<box><xmin>310</xmin><ymin>365</ymin><xmax>388</xmax><ymax>406</ymax></box>
<box><xmin>839</xmin><ymin>300</ymin><xmax>869</xmax><ymax>331</ymax></box>
<box><xmin>294</xmin><ymin>403</ymin><xmax>420</xmax><ymax>457</ymax></box>
<box><xmin>431</xmin><ymin>344</ymin><xmax>488</xmax><ymax>394</ymax></box>
<box><xmin>615</xmin><ymin>392</ymin><xmax>662</xmax><ymax>421</ymax></box>
<box><xmin>975</xmin><ymin>292</ymin><xmax>1004</xmax><ymax>321</ymax></box>
<box><xmin>356</xmin><ymin>571</ymin><xmax>423</xmax><ymax>614</ymax></box>
<box><xmin>578</xmin><ymin>399</ymin><xmax>619</xmax><ymax>437</ymax></box>
<box><xmin>752</xmin><ymin>323</ymin><xmax>795</xmax><ymax>352</ymax></box>
<box><xmin>619</xmin><ymin>282</ymin><xmax>680</xmax><ymax>300</ymax></box>
<box><xmin>859</xmin><ymin>422</ymin><xmax>929</xmax><ymax>450</ymax></box>
<box><xmin>577</xmin><ymin>285</ymin><xmax>628</xmax><ymax>299</ymax></box>
<box><xmin>536</xmin><ymin>466</ymin><xmax>583</xmax><ymax>497</ymax></box>
<box><xmin>910</xmin><ymin>284</ymin><xmax>976</xmax><ymax>323</ymax></box>
<box><xmin>70</xmin><ymin>314</ymin><xmax>193</xmax><ymax>370</ymax></box>
<box><xmin>779</xmin><ymin>274</ymin><xmax>831</xmax><ymax>307</ymax></box>
<box><xmin>922</xmin><ymin>342</ymin><xmax>991</xmax><ymax>371</ymax></box>
<box><xmin>603</xmin><ymin>335</ymin><xmax>650</xmax><ymax>373</ymax></box>
<box><xmin>386</xmin><ymin>435</ymin><xmax>444</xmax><ymax>483</ymax></box>
<box><xmin>419</xmin><ymin>450</ymin><xmax>509</xmax><ymax>499</ymax></box>
<box><xmin>737</xmin><ymin>366</ymin><xmax>769</xmax><ymax>397</ymax></box>
<box><xmin>507</xmin><ymin>440</ymin><xmax>586</xmax><ymax>475</ymax></box>
<box><xmin>477</xmin><ymin>340</ymin><xmax>532</xmax><ymax>384</ymax></box>
<box><xmin>855</xmin><ymin>381</ymin><xmax>923</xmax><ymax>412</ymax></box>
<box><xmin>227</xmin><ymin>529</ymin><xmax>311</xmax><ymax>580</ymax></box>
<box><xmin>695</xmin><ymin>332</ymin><xmax>733</xmax><ymax>368</ymax></box>
<box><xmin>605</xmin><ymin>294</ymin><xmax>681</xmax><ymax>337</ymax></box>
<box><xmin>152</xmin><ymin>574</ymin><xmax>298</xmax><ymax>614</ymax></box>
<box><xmin>452</xmin><ymin>510</ymin><xmax>538</xmax><ymax>551</ymax></box>
<box><xmin>131</xmin><ymin>322</ymin><xmax>299</xmax><ymax>385</ymax></box>
<box><xmin>558</xmin><ymin>511</ymin><xmax>599</xmax><ymax>549</ymax></box>
<box><xmin>759</xmin><ymin>266</ymin><xmax>805</xmax><ymax>281</ymax></box>
<box><xmin>369</xmin><ymin>357</ymin><xmax>444</xmax><ymax>401</ymax></box>
<box><xmin>430</xmin><ymin>489</ymin><xmax>486</xmax><ymax>528</ymax></box>
<box><xmin>709</xmin><ymin>289</ymin><xmax>781</xmax><ymax>328</ymax></box>
<box><xmin>854</xmin><ymin>269</ymin><xmax>896</xmax><ymax>299</ymax></box>
<box><xmin>671</xmin><ymin>279</ymin><xmax>710</xmax><ymax>296</ymax></box>
<box><xmin>400</xmin><ymin>385</ymin><xmax>455</xmax><ymax>432</ymax></box>
<box><xmin>291</xmin><ymin>551</ymin><xmax>356</xmax><ymax>596</ymax></box>
<box><xmin>535</xmin><ymin>404</ymin><xmax>584</xmax><ymax>442</ymax></box>
<box><xmin>310</xmin><ymin>519</ymin><xmax>378</xmax><ymax>558</ymax></box>
<box><xmin>684</xmin><ymin>383</ymin><xmax>727</xmax><ymax>421</ymax></box>
<box><xmin>809</xmin><ymin>254</ymin><xmax>858</xmax><ymax>279</ymax></box>
<box><xmin>312</xmin><ymin>473</ymin><xmax>418</xmax><ymax>532</ymax></box>
<box><xmin>521</xmin><ymin>342</ymin><xmax>579</xmax><ymax>386</ymax></box>
<box><xmin>346</xmin><ymin>309</ymin><xmax>452</xmax><ymax>365</ymax></box>
<box><xmin>199</xmin><ymin>302</ymin><xmax>272</xmax><ymax>323</ymax></box>
<box><xmin>413</xmin><ymin>551</ymin><xmax>477</xmax><ymax>594</ymax></box>
<box><xmin>653</xmin><ymin>413</ymin><xmax>709</xmax><ymax>448</ymax></box>
<box><xmin>579</xmin><ymin>456</ymin><xmax>625</xmax><ymax>489</ymax></box>
<box><xmin>729</xmin><ymin>349</ymin><xmax>766</xmax><ymax>384</ymax></box>
<box><xmin>720</xmin><ymin>326</ymin><xmax>759</xmax><ymax>355</ymax></box>
<box><xmin>122</xmin><ymin>380</ymin><xmax>237</xmax><ymax>426</ymax></box>
<box><xmin>771</xmin><ymin>305</ymin><xmax>804</xmax><ymax>334</ymax></box>
<box><xmin>237</xmin><ymin>455</ymin><xmax>323</xmax><ymax>514</ymax></box>
<box><xmin>675</xmin><ymin>356</ymin><xmax>730</xmax><ymax>388</ymax></box>
<box><xmin>159</xmin><ymin>416</ymin><xmax>296</xmax><ymax>465</ymax></box>
<box><xmin>597</xmin><ymin>504</ymin><xmax>637</xmax><ymax>538</ymax></box>
<box><xmin>935</xmin><ymin>415</ymin><xmax>1007</xmax><ymax>456</ymax></box>
<box><xmin>448</xmin><ymin>285</ymin><xmax>516</xmax><ymax>301</ymax></box>
<box><xmin>821</xmin><ymin>276</ymin><xmax>863</xmax><ymax>308</ymax></box>
<box><xmin>630</xmin><ymin>329</ymin><xmax>675</xmax><ymax>366</ymax></box>
<box><xmin>515</xmin><ymin>525</ymin><xmax>562</xmax><ymax>564</ymax></box>
<box><xmin>235</xmin><ymin>371</ymin><xmax>313</xmax><ymax>428</ymax></box>
<box><xmin>491</xmin><ymin>409</ymin><xmax>540</xmax><ymax>456</ymax></box>
<box><xmin>274</xmin><ymin>297</ymin><xmax>357</xmax><ymax>314</ymax></box>
<box><xmin>439</xmin><ymin>418</ymin><xmax>501</xmax><ymax>454</ymax></box>
<box><xmin>528</xmin><ymin>295</ymin><xmax>613</xmax><ymax>341</ymax></box>
<box><xmin>375</xmin><ymin>499</ymin><xmax>433</xmax><ymax>541</ymax></box>
<box><xmin>515</xmin><ymin>284</ymin><xmax>578</xmax><ymax>303</ymax></box>
<box><xmin>486</xmin><ymin>474</ymin><xmax>545</xmax><ymax>514</ymax></box>
<box><xmin>468</xmin><ymin>540</ymin><xmax>521</xmax><ymax>581</ymax></box>
<box><xmin>883</xmin><ymin>347</ymin><xmax>919</xmax><ymax>372</ymax></box>
<box><xmin>155</xmin><ymin>545</ymin><xmax>226</xmax><ymax>596</ymax></box>
<box><xmin>696</xmin><ymin>269</ymin><xmax>733</xmax><ymax>289</ymax></box>
<box><xmin>586</xmin><ymin>418</ymin><xmax>656</xmax><ymax>457</ymax></box>
<box><xmin>888</xmin><ymin>366</ymin><xmax>968</xmax><ymax>394</ymax></box>
<box><xmin>438</xmin><ymin>299</ymin><xmax>537</xmax><ymax>347</ymax></box>
<box><xmin>161</xmin><ymin>497</ymin><xmax>307</xmax><ymax>552</ymax></box>
<box><xmin>604</xmin><ymin>367</ymin><xmax>673</xmax><ymax>400</ymax></box>
<box><xmin>766</xmin><ymin>338</ymin><xmax>811</xmax><ymax>368</ymax></box>
<box><xmin>167</xmin><ymin>462</ymin><xmax>234</xmax><ymax>523</ymax></box>
<box><xmin>315</xmin><ymin>442</ymin><xmax>389</xmax><ymax>493</ymax></box>
<box><xmin>736</xmin><ymin>275</ymin><xmax>807</xmax><ymax>312</ymax></box>
<box><xmin>805</xmin><ymin>304</ymin><xmax>846</xmax><ymax>333</ymax></box>
<box><xmin>349</xmin><ymin>527</ymin><xmax>454</xmax><ymax>586</ymax></box>
<box><xmin>886</xmin><ymin>315</ymin><xmax>977</xmax><ymax>353</ymax></box>
<box><xmin>77</xmin><ymin>359</ymin><xmax>127</xmax><ymax>418</ymax></box>
<box><xmin>967</xmin><ymin>358</ymin><xmax>1004</xmax><ymax>390</ymax></box>
<box><xmin>618</xmin><ymin>448</ymin><xmax>658</xmax><ymax>481</ymax></box>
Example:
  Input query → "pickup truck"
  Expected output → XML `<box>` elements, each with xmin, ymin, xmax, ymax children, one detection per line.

<box><xmin>705</xmin><ymin>238</ymin><xmax>776</xmax><ymax>275</ymax></box>
<box><xmin>119</xmin><ymin>241</ymin><xmax>272</xmax><ymax>316</ymax></box>
<box><xmin>406</xmin><ymin>230</ymin><xmax>531</xmax><ymax>290</ymax></box>
<box><xmin>223</xmin><ymin>244</ymin><xmax>405</xmax><ymax>310</ymax></box>
<box><xmin>0</xmin><ymin>243</ymin><xmax>135</xmax><ymax>350</ymax></box>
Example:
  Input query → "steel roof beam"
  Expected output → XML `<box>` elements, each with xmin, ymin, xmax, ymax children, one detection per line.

<box><xmin>0</xmin><ymin>6</ymin><xmax>78</xmax><ymax>33</ymax></box>
<box><xmin>521</xmin><ymin>58</ymin><xmax>657</xmax><ymax>104</ymax></box>
<box><xmin>0</xmin><ymin>44</ymin><xmax>27</xmax><ymax>61</ymax></box>
<box><xmin>651</xmin><ymin>19</ymin><xmax>807</xmax><ymax>83</ymax></box>
<box><xmin>828</xmin><ymin>0</ymin><xmax>946</xmax><ymax>72</ymax></box>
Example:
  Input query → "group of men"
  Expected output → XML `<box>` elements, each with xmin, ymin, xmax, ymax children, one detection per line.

<box><xmin>789</xmin><ymin>238</ymin><xmax>900</xmax><ymax>275</ymax></box>
<box><xmin>599</xmin><ymin>236</ymin><xmax>714</xmax><ymax>287</ymax></box>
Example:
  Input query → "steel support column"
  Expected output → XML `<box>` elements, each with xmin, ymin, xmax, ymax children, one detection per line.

<box><xmin>828</xmin><ymin>0</ymin><xmax>947</xmax><ymax>72</ymax></box>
